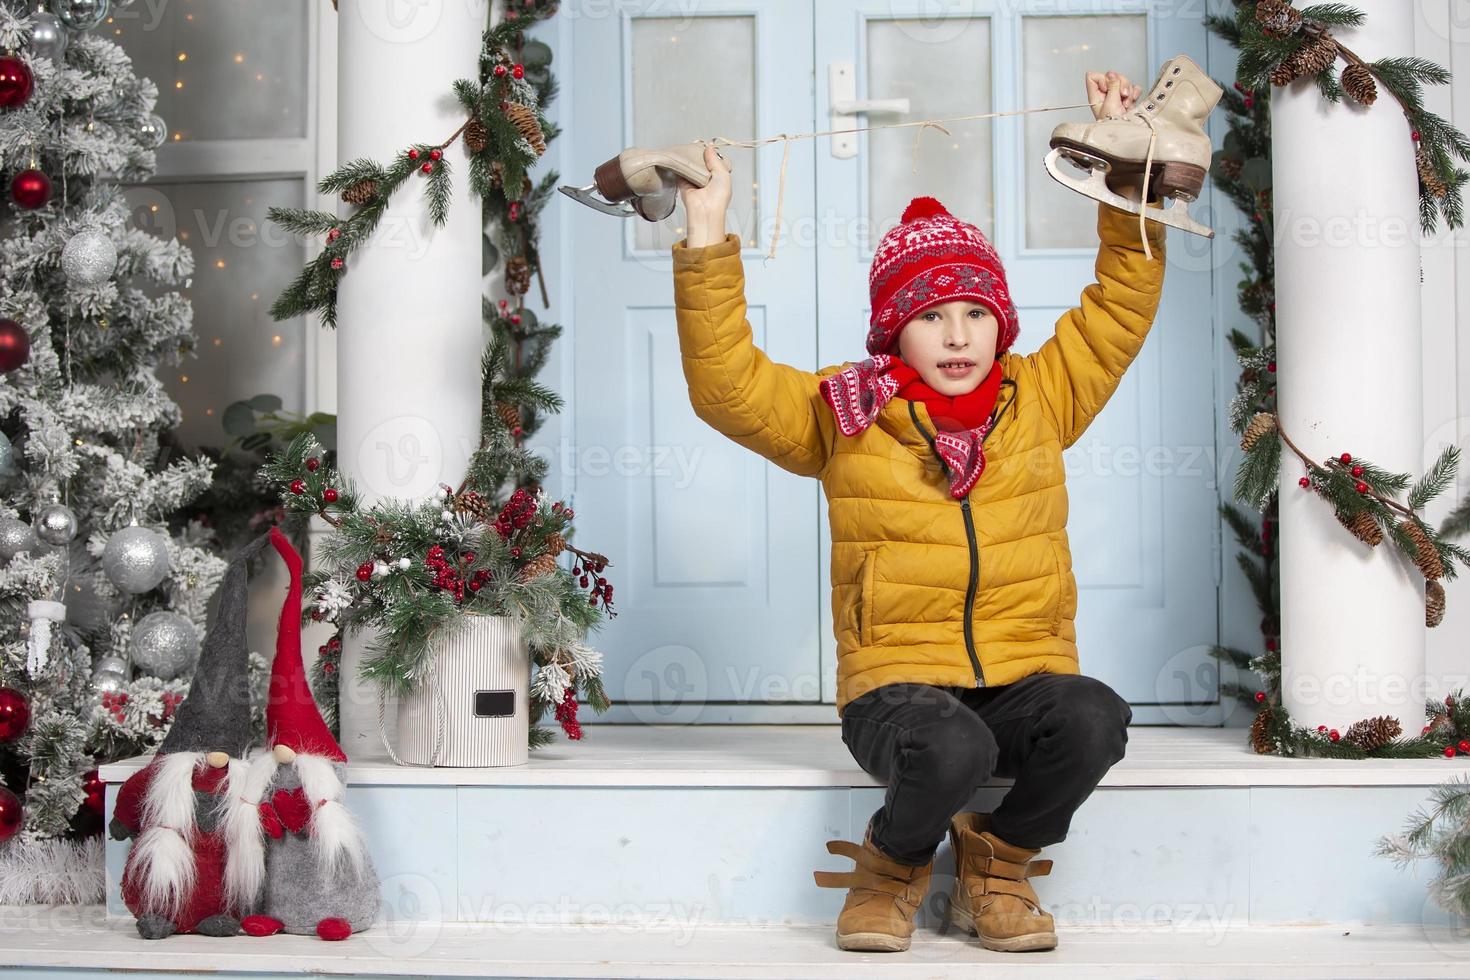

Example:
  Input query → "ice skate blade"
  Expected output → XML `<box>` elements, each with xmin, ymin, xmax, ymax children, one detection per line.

<box><xmin>1043</xmin><ymin>147</ymin><xmax>1214</xmax><ymax>239</ymax></box>
<box><xmin>558</xmin><ymin>183</ymin><xmax>636</xmax><ymax>218</ymax></box>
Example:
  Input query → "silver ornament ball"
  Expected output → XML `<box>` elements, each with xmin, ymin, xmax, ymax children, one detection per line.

<box><xmin>94</xmin><ymin>655</ymin><xmax>129</xmax><ymax>677</ymax></box>
<box><xmin>0</xmin><ymin>431</ymin><xmax>15</xmax><ymax>477</ymax></box>
<box><xmin>54</xmin><ymin>0</ymin><xmax>110</xmax><ymax>32</ymax></box>
<box><xmin>129</xmin><ymin>611</ymin><xmax>198</xmax><ymax>680</ymax></box>
<box><xmin>0</xmin><ymin>518</ymin><xmax>37</xmax><ymax>560</ymax></box>
<box><xmin>27</xmin><ymin>12</ymin><xmax>68</xmax><ymax>62</ymax></box>
<box><xmin>61</xmin><ymin>227</ymin><xmax>117</xmax><ymax>286</ymax></box>
<box><xmin>92</xmin><ymin>669</ymin><xmax>126</xmax><ymax>695</ymax></box>
<box><xmin>34</xmin><ymin>503</ymin><xmax>78</xmax><ymax>546</ymax></box>
<box><xmin>102</xmin><ymin>525</ymin><xmax>170</xmax><ymax>594</ymax></box>
<box><xmin>137</xmin><ymin>114</ymin><xmax>167</xmax><ymax>149</ymax></box>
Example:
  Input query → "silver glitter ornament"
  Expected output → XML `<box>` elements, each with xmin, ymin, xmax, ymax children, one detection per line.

<box><xmin>129</xmin><ymin>611</ymin><xmax>198</xmax><ymax>680</ymax></box>
<box><xmin>27</xmin><ymin>12</ymin><xmax>68</xmax><ymax>62</ymax></box>
<box><xmin>33</xmin><ymin>503</ymin><xmax>78</xmax><ymax>546</ymax></box>
<box><xmin>0</xmin><ymin>431</ymin><xmax>15</xmax><ymax>477</ymax></box>
<box><xmin>102</xmin><ymin>524</ymin><xmax>169</xmax><ymax>594</ymax></box>
<box><xmin>92</xmin><ymin>669</ymin><xmax>126</xmax><ymax>695</ymax></box>
<box><xmin>54</xmin><ymin>0</ymin><xmax>109</xmax><ymax>32</ymax></box>
<box><xmin>94</xmin><ymin>655</ymin><xmax>128</xmax><ymax>676</ymax></box>
<box><xmin>0</xmin><ymin>518</ymin><xmax>36</xmax><ymax>560</ymax></box>
<box><xmin>60</xmin><ymin>226</ymin><xmax>116</xmax><ymax>286</ymax></box>
<box><xmin>137</xmin><ymin>114</ymin><xmax>167</xmax><ymax>149</ymax></box>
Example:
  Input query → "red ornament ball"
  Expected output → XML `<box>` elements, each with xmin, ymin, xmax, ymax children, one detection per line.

<box><xmin>330</xmin><ymin>257</ymin><xmax>344</xmax><ymax>270</ymax></box>
<box><xmin>1243</xmin><ymin>96</ymin><xmax>1255</xmax><ymax>109</ymax></box>
<box><xmin>0</xmin><ymin>319</ymin><xmax>29</xmax><ymax>374</ymax></box>
<box><xmin>322</xmin><ymin>487</ymin><xmax>339</xmax><ymax>503</ymax></box>
<box><xmin>1266</xmin><ymin>361</ymin><xmax>1276</xmax><ymax>373</ymax></box>
<box><xmin>429</xmin><ymin>148</ymin><xmax>442</xmax><ymax>161</ymax></box>
<box><xmin>512</xmin><ymin>64</ymin><xmax>525</xmax><ymax>79</ymax></box>
<box><xmin>325</xmin><ymin>228</ymin><xmax>341</xmax><ymax>244</ymax></box>
<box><xmin>10</xmin><ymin>168</ymin><xmax>51</xmax><ymax>209</ymax></box>
<box><xmin>83</xmin><ymin>769</ymin><xmax>105</xmax><ymax>815</ymax></box>
<box><xmin>0</xmin><ymin>55</ymin><xmax>34</xmax><ymax>111</ymax></box>
<box><xmin>323</xmin><ymin>661</ymin><xmax>336</xmax><ymax>675</ymax></box>
<box><xmin>289</xmin><ymin>478</ymin><xmax>306</xmax><ymax>495</ymax></box>
<box><xmin>1254</xmin><ymin>691</ymin><xmax>1265</xmax><ymax>703</ymax></box>
<box><xmin>408</xmin><ymin>148</ymin><xmax>420</xmax><ymax>160</ymax></box>
<box><xmin>1355</xmin><ymin>480</ymin><xmax>1368</xmax><ymax>494</ymax></box>
<box><xmin>306</xmin><ymin>457</ymin><xmax>321</xmax><ymax>471</ymax></box>
<box><xmin>1412</xmin><ymin>130</ymin><xmax>1421</xmax><ymax>141</ymax></box>
<box><xmin>1339</xmin><ymin>452</ymin><xmax>1353</xmax><ymax>464</ymax></box>
<box><xmin>0</xmin><ymin>785</ymin><xmax>20</xmax><ymax>842</ymax></box>
<box><xmin>1298</xmin><ymin>476</ymin><xmax>1310</xmax><ymax>488</ymax></box>
<box><xmin>1460</xmin><ymin>739</ymin><xmax>1470</xmax><ymax>753</ymax></box>
<box><xmin>420</xmin><ymin>162</ymin><xmax>433</xmax><ymax>174</ymax></box>
<box><xmin>1445</xmin><ymin>745</ymin><xmax>1457</xmax><ymax>758</ymax></box>
<box><xmin>1351</xmin><ymin>465</ymin><xmax>1363</xmax><ymax>477</ymax></box>
<box><xmin>1328</xmin><ymin>729</ymin><xmax>1340</xmax><ymax>742</ymax></box>
<box><xmin>494</xmin><ymin>64</ymin><xmax>507</xmax><ymax>77</ymax></box>
<box><xmin>1317</xmin><ymin>725</ymin><xmax>1327</xmax><ymax>732</ymax></box>
<box><xmin>0</xmin><ymin>686</ymin><xmax>30</xmax><ymax>743</ymax></box>
<box><xmin>356</xmin><ymin>562</ymin><xmax>373</xmax><ymax>582</ymax></box>
<box><xmin>510</xmin><ymin>313</ymin><xmax>521</xmax><ymax>325</ymax></box>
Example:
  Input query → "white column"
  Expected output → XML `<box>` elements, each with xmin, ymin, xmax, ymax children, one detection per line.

<box><xmin>334</xmin><ymin>0</ymin><xmax>489</xmax><ymax>753</ymax></box>
<box><xmin>1273</xmin><ymin>0</ymin><xmax>1423</xmax><ymax>730</ymax></box>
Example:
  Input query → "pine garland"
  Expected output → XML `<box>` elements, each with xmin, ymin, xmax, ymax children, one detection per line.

<box><xmin>267</xmin><ymin>11</ymin><xmax>550</xmax><ymax>328</ymax></box>
<box><xmin>1229</xmin><ymin>1</ymin><xmax>1470</xmax><ymax>233</ymax></box>
<box><xmin>1376</xmin><ymin>769</ymin><xmax>1470</xmax><ymax>919</ymax></box>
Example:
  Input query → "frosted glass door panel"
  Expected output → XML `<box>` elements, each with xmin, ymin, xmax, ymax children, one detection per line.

<box><xmin>1022</xmin><ymin>15</ymin><xmax>1146</xmax><ymax>249</ymax></box>
<box><xmin>630</xmin><ymin>16</ymin><xmax>758</xmax><ymax>252</ymax></box>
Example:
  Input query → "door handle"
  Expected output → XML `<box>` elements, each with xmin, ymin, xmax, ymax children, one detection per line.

<box><xmin>828</xmin><ymin>60</ymin><xmax>909</xmax><ymax>160</ymax></box>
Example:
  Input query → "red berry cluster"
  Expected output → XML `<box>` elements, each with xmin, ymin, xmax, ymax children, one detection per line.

<box><xmin>317</xmin><ymin>633</ymin><xmax>342</xmax><ymax>677</ymax></box>
<box><xmin>554</xmin><ymin>686</ymin><xmax>582</xmax><ymax>740</ymax></box>
<box><xmin>1313</xmin><ymin>724</ymin><xmax>1341</xmax><ymax>742</ymax></box>
<box><xmin>83</xmin><ymin>768</ymin><xmax>104</xmax><ymax>815</ymax></box>
<box><xmin>492</xmin><ymin>62</ymin><xmax>526</xmax><ymax>79</ymax></box>
<box><xmin>149</xmin><ymin>690</ymin><xmax>184</xmax><ymax>728</ymax></box>
<box><xmin>408</xmin><ymin>145</ymin><xmax>444</xmax><ymax>175</ymax></box>
<box><xmin>425</xmin><ymin>545</ymin><xmax>489</xmax><ymax>602</ymax></box>
<box><xmin>573</xmin><ymin>555</ymin><xmax>615</xmax><ymax>616</ymax></box>
<box><xmin>1232</xmin><ymin>80</ymin><xmax>1258</xmax><ymax>111</ymax></box>
<box><xmin>100</xmin><ymin>690</ymin><xmax>129</xmax><ymax>723</ymax></box>
<box><xmin>494</xmin><ymin>488</ymin><xmax>538</xmax><ymax>539</ymax></box>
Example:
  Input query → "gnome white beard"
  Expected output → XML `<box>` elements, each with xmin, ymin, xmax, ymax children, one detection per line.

<box><xmin>132</xmin><ymin>751</ymin><xmax>204</xmax><ymax>919</ymax></box>
<box><xmin>222</xmin><ymin>750</ymin><xmax>279</xmax><ymax>915</ymax></box>
<box><xmin>293</xmin><ymin>752</ymin><xmax>369</xmax><ymax>879</ymax></box>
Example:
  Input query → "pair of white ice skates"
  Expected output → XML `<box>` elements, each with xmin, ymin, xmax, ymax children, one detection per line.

<box><xmin>561</xmin><ymin>54</ymin><xmax>1223</xmax><ymax>240</ymax></box>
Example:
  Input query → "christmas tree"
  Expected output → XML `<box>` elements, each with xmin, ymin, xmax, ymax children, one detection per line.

<box><xmin>0</xmin><ymin>2</ymin><xmax>253</xmax><ymax>903</ymax></box>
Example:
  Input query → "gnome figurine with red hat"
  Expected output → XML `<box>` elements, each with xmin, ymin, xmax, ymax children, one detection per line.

<box><xmin>109</xmin><ymin>530</ymin><xmax>274</xmax><ymax>939</ymax></box>
<box><xmin>231</xmin><ymin>526</ymin><xmax>380</xmax><ymax>940</ymax></box>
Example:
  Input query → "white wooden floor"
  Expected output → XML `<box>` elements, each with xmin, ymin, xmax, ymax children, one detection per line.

<box><xmin>96</xmin><ymin>724</ymin><xmax>1470</xmax><ymax>788</ymax></box>
<box><xmin>2</xmin><ymin>904</ymin><xmax>1468</xmax><ymax>978</ymax></box>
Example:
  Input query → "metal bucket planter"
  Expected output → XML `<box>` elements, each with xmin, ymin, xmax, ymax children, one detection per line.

<box><xmin>385</xmin><ymin>613</ymin><xmax>529</xmax><ymax>767</ymax></box>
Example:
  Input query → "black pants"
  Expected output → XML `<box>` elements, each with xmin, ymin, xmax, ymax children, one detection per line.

<box><xmin>839</xmin><ymin>673</ymin><xmax>1132</xmax><ymax>864</ymax></box>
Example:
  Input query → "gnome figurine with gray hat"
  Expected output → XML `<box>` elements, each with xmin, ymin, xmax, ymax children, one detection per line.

<box><xmin>231</xmin><ymin>525</ymin><xmax>381</xmax><ymax>940</ymax></box>
<box><xmin>109</xmin><ymin>529</ymin><xmax>273</xmax><ymax>939</ymax></box>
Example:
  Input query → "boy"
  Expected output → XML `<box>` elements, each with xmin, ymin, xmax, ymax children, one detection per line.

<box><xmin>672</xmin><ymin>66</ymin><xmax>1199</xmax><ymax>953</ymax></box>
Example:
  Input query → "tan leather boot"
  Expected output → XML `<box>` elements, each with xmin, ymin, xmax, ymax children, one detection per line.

<box><xmin>947</xmin><ymin>811</ymin><xmax>1058</xmax><ymax>952</ymax></box>
<box><xmin>813</xmin><ymin>821</ymin><xmax>934</xmax><ymax>952</ymax></box>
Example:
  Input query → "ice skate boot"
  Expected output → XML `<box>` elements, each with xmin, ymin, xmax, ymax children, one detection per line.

<box><xmin>1045</xmin><ymin>53</ymin><xmax>1223</xmax><ymax>239</ymax></box>
<box><xmin>559</xmin><ymin>142</ymin><xmax>717</xmax><ymax>222</ymax></box>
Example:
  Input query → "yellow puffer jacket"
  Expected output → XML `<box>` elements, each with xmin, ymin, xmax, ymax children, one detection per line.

<box><xmin>672</xmin><ymin>203</ymin><xmax>1166</xmax><ymax>718</ymax></box>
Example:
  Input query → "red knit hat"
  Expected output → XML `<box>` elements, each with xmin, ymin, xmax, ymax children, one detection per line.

<box><xmin>867</xmin><ymin>196</ymin><xmax>1019</xmax><ymax>358</ymax></box>
<box><xmin>266</xmin><ymin>525</ymin><xmax>347</xmax><ymax>762</ymax></box>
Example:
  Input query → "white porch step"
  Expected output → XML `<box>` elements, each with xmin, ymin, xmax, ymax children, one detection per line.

<box><xmin>95</xmin><ymin>725</ymin><xmax>1470</xmax><ymax>931</ymax></box>
<box><xmin>2</xmin><ymin>904</ymin><xmax>1469</xmax><ymax>978</ymax></box>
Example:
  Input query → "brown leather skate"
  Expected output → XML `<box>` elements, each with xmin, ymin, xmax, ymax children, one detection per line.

<box><xmin>947</xmin><ymin>810</ymin><xmax>1058</xmax><ymax>952</ymax></box>
<box><xmin>558</xmin><ymin>142</ymin><xmax>715</xmax><ymax>221</ymax></box>
<box><xmin>813</xmin><ymin>821</ymin><xmax>934</xmax><ymax>952</ymax></box>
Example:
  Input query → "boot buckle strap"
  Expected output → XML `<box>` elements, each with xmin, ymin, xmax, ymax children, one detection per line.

<box><xmin>972</xmin><ymin>854</ymin><xmax>1050</xmax><ymax>880</ymax></box>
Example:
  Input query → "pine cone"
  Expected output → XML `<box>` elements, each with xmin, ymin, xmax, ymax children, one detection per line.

<box><xmin>1335</xmin><ymin>508</ymin><xmax>1383</xmax><ymax>547</ymax></box>
<box><xmin>1401</xmin><ymin>518</ymin><xmax>1445</xmax><ymax>580</ymax></box>
<box><xmin>1255</xmin><ymin>0</ymin><xmax>1303</xmax><ymax>37</ymax></box>
<box><xmin>453</xmin><ymin>489</ymin><xmax>490</xmax><ymax>521</ymax></box>
<box><xmin>1417</xmin><ymin>145</ymin><xmax>1448</xmax><ymax>198</ymax></box>
<box><xmin>505</xmin><ymin>255</ymin><xmax>532</xmax><ymax>296</ymax></box>
<box><xmin>1270</xmin><ymin>32</ymin><xmax>1338</xmax><ymax>86</ymax></box>
<box><xmin>1342</xmin><ymin>714</ymin><xmax>1402</xmax><ymax>752</ymax></box>
<box><xmin>496</xmin><ymin>401</ymin><xmax>522</xmax><ymax>432</ymax></box>
<box><xmin>502</xmin><ymin>101</ymin><xmax>546</xmax><ymax>157</ymax></box>
<box><xmin>1341</xmin><ymin>63</ymin><xmax>1377</xmax><ymax>106</ymax></box>
<box><xmin>1427</xmin><ymin>579</ymin><xmax>1447</xmax><ymax>628</ymax></box>
<box><xmin>1241</xmin><ymin>411</ymin><xmax>1277</xmax><ymax>452</ymax></box>
<box><xmin>1250</xmin><ymin>706</ymin><xmax>1275</xmax><ymax>754</ymax></box>
<box><xmin>464</xmin><ymin>117</ymin><xmax>489</xmax><ymax>155</ymax></box>
<box><xmin>517</xmin><ymin>552</ymin><xmax>559</xmax><ymax>582</ymax></box>
<box><xmin>544</xmin><ymin>531</ymin><xmax>566</xmax><ymax>557</ymax></box>
<box><xmin>342</xmin><ymin>179</ymin><xmax>378</xmax><ymax>206</ymax></box>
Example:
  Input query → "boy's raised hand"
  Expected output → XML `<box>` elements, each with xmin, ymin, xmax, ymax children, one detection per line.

<box><xmin>678</xmin><ymin>144</ymin><xmax>733</xmax><ymax>246</ymax></box>
<box><xmin>1086</xmin><ymin>70</ymin><xmax>1141</xmax><ymax>120</ymax></box>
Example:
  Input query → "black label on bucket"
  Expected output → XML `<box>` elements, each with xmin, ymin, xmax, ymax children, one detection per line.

<box><xmin>474</xmin><ymin>689</ymin><xmax>516</xmax><ymax>717</ymax></box>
